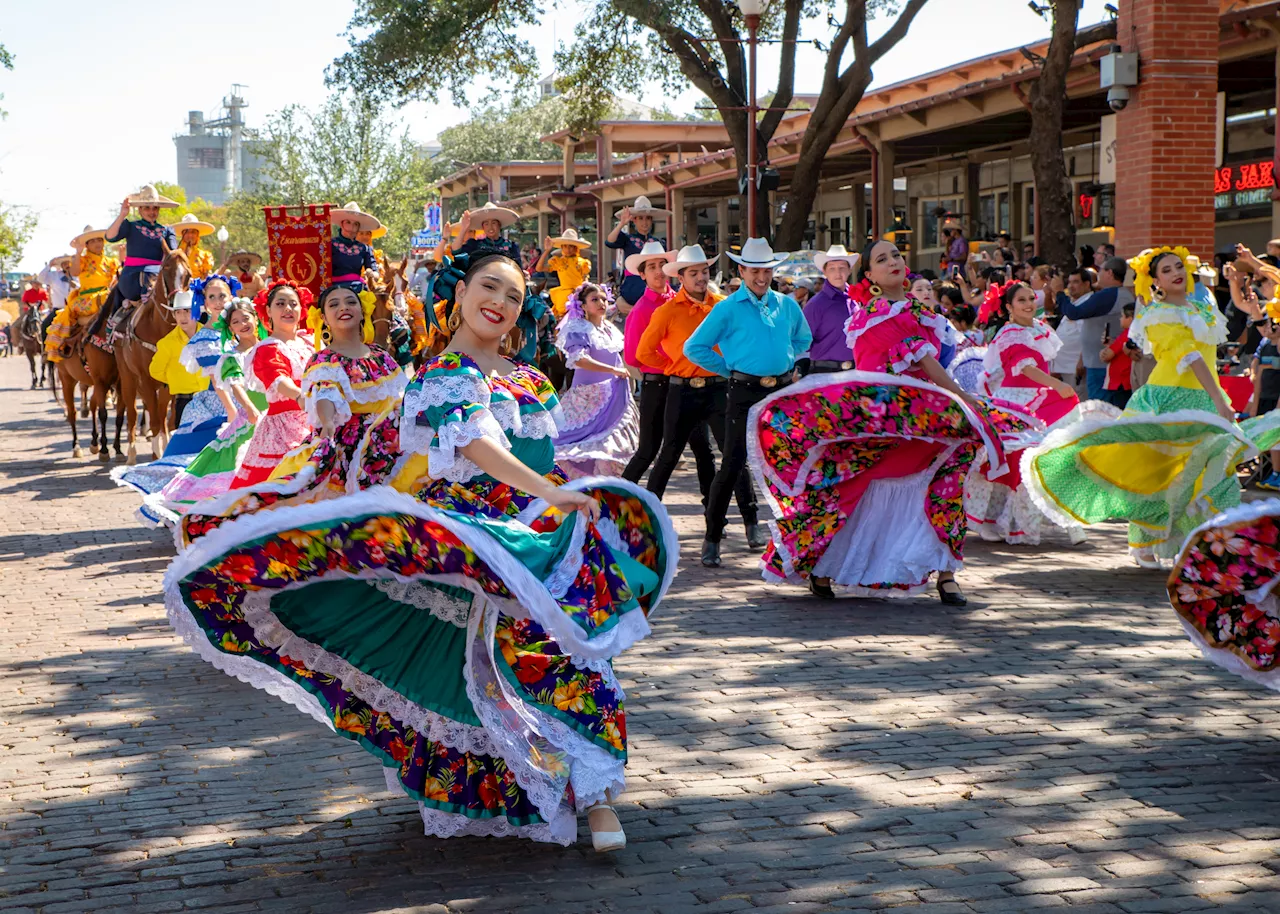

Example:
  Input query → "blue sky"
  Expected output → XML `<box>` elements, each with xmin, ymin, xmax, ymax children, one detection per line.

<box><xmin>0</xmin><ymin>0</ymin><xmax>1113</xmax><ymax>269</ymax></box>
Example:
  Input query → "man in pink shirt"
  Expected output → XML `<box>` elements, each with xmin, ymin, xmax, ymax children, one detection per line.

<box><xmin>621</xmin><ymin>242</ymin><xmax>676</xmax><ymax>482</ymax></box>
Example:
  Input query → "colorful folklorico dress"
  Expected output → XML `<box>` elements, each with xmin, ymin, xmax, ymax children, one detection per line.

<box><xmin>551</xmin><ymin>317</ymin><xmax>639</xmax><ymax>478</ymax></box>
<box><xmin>110</xmin><ymin>326</ymin><xmax>230</xmax><ymax>526</ymax></box>
<box><xmin>747</xmin><ymin>294</ymin><xmax>1031</xmax><ymax>596</ymax></box>
<box><xmin>229</xmin><ymin>336</ymin><xmax>316</xmax><ymax>489</ymax></box>
<box><xmin>162</xmin><ymin>351</ymin><xmax>678</xmax><ymax>844</ymax></box>
<box><xmin>965</xmin><ymin>319</ymin><xmax>1081</xmax><ymax>545</ymax></box>
<box><xmin>1024</xmin><ymin>298</ymin><xmax>1280</xmax><ymax>564</ymax></box>
<box><xmin>144</xmin><ymin>343</ymin><xmax>269</xmax><ymax>525</ymax></box>
<box><xmin>44</xmin><ymin>249</ymin><xmax>119</xmax><ymax>362</ymax></box>
<box><xmin>179</xmin><ymin>346</ymin><xmax>406</xmax><ymax>544</ymax></box>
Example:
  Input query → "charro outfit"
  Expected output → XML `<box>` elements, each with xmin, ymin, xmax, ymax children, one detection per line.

<box><xmin>162</xmin><ymin>351</ymin><xmax>677</xmax><ymax>845</ymax></box>
<box><xmin>684</xmin><ymin>284</ymin><xmax>811</xmax><ymax>546</ymax></box>
<box><xmin>181</xmin><ymin>243</ymin><xmax>216</xmax><ymax>280</ymax></box>
<box><xmin>545</xmin><ymin>254</ymin><xmax>592</xmax><ymax>318</ymax></box>
<box><xmin>331</xmin><ymin>232</ymin><xmax>380</xmax><ymax>290</ymax></box>
<box><xmin>605</xmin><ymin>229</ymin><xmax>659</xmax><ymax>306</ymax></box>
<box><xmin>44</xmin><ymin>250</ymin><xmax>119</xmax><ymax>362</ymax></box>
<box><xmin>106</xmin><ymin>218</ymin><xmax>177</xmax><ymax>302</ymax></box>
<box><xmin>637</xmin><ymin>287</ymin><xmax>757</xmax><ymax>526</ymax></box>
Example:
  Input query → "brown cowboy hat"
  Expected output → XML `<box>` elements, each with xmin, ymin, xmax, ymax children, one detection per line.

<box><xmin>226</xmin><ymin>250</ymin><xmax>263</xmax><ymax>268</ymax></box>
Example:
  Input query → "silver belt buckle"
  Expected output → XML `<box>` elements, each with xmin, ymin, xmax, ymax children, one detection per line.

<box><xmin>841</xmin><ymin>360</ymin><xmax>853</xmax><ymax>370</ymax></box>
<box><xmin>690</xmin><ymin>377</ymin><xmax>706</xmax><ymax>389</ymax></box>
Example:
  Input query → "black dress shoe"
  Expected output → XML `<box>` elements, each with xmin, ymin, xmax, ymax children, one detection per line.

<box><xmin>936</xmin><ymin>577</ymin><xmax>968</xmax><ymax>606</ymax></box>
<box><xmin>745</xmin><ymin>523</ymin><xmax>769</xmax><ymax>550</ymax></box>
<box><xmin>700</xmin><ymin>539</ymin><xmax>722</xmax><ymax>568</ymax></box>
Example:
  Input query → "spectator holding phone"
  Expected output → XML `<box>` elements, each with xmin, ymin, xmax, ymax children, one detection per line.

<box><xmin>1099</xmin><ymin>302</ymin><xmax>1136</xmax><ymax>409</ymax></box>
<box><xmin>1252</xmin><ymin>313</ymin><xmax>1280</xmax><ymax>490</ymax></box>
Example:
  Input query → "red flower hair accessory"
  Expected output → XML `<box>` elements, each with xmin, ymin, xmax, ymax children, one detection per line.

<box><xmin>979</xmin><ymin>279</ymin><xmax>1016</xmax><ymax>326</ymax></box>
<box><xmin>253</xmin><ymin>279</ymin><xmax>315</xmax><ymax>327</ymax></box>
<box><xmin>850</xmin><ymin>277</ymin><xmax>877</xmax><ymax>307</ymax></box>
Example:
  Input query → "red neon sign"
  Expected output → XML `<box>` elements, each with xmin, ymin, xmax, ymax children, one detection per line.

<box><xmin>1217</xmin><ymin>160</ymin><xmax>1276</xmax><ymax>195</ymax></box>
<box><xmin>1079</xmin><ymin>194</ymin><xmax>1095</xmax><ymax>219</ymax></box>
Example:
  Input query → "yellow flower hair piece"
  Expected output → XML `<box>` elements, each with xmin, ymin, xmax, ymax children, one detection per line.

<box><xmin>1127</xmin><ymin>245</ymin><xmax>1192</xmax><ymax>304</ymax></box>
<box><xmin>310</xmin><ymin>287</ymin><xmax>378</xmax><ymax>344</ymax></box>
<box><xmin>1266</xmin><ymin>299</ymin><xmax>1280</xmax><ymax>323</ymax></box>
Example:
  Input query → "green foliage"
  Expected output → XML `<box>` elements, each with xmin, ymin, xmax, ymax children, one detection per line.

<box><xmin>0</xmin><ymin>202</ymin><xmax>37</xmax><ymax>275</ymax></box>
<box><xmin>329</xmin><ymin>0</ymin><xmax>544</xmax><ymax>105</ymax></box>
<box><xmin>0</xmin><ymin>38</ymin><xmax>12</xmax><ymax>120</ymax></box>
<box><xmin>433</xmin><ymin>97</ymin><xmax>570</xmax><ymax>180</ymax></box>
<box><xmin>250</xmin><ymin>94</ymin><xmax>437</xmax><ymax>257</ymax></box>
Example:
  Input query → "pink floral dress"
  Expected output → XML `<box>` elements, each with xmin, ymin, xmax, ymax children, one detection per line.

<box><xmin>965</xmin><ymin>320</ymin><xmax>1080</xmax><ymax>545</ymax></box>
<box><xmin>747</xmin><ymin>294</ymin><xmax>1031</xmax><ymax>596</ymax></box>
<box><xmin>229</xmin><ymin>336</ymin><xmax>316</xmax><ymax>489</ymax></box>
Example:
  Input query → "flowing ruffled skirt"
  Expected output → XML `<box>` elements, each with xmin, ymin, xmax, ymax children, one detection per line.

<box><xmin>110</xmin><ymin>388</ymin><xmax>227</xmax><ymax>527</ymax></box>
<box><xmin>1023</xmin><ymin>384</ymin><xmax>1280</xmax><ymax>562</ymax></box>
<box><xmin>964</xmin><ymin>385</ymin><xmax>1080</xmax><ymax>546</ymax></box>
<box><xmin>162</xmin><ymin>474</ymin><xmax>677</xmax><ymax>844</ymax></box>
<box><xmin>181</xmin><ymin>406</ymin><xmax>400</xmax><ymax>546</ymax></box>
<box><xmin>1168</xmin><ymin>499</ymin><xmax>1280</xmax><ymax>689</ymax></box>
<box><xmin>553</xmin><ymin>377</ymin><xmax>639</xmax><ymax>479</ymax></box>
<box><xmin>228</xmin><ymin>408</ymin><xmax>313</xmax><ymax>491</ymax></box>
<box><xmin>144</xmin><ymin>393</ymin><xmax>270</xmax><ymax>526</ymax></box>
<box><xmin>747</xmin><ymin>370</ymin><xmax>1034</xmax><ymax>596</ymax></box>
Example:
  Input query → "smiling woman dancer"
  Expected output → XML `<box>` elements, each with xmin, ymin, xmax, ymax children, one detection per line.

<box><xmin>747</xmin><ymin>239</ymin><xmax>1030</xmax><ymax>603</ymax></box>
<box><xmin>1024</xmin><ymin>245</ymin><xmax>1280</xmax><ymax>567</ymax></box>
<box><xmin>163</xmin><ymin>252</ymin><xmax>677</xmax><ymax>851</ymax></box>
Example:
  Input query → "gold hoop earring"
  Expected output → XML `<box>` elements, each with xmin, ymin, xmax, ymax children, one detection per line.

<box><xmin>868</xmin><ymin>283</ymin><xmax>883</xmax><ymax>297</ymax></box>
<box><xmin>500</xmin><ymin>327</ymin><xmax>522</xmax><ymax>357</ymax></box>
<box><xmin>320</xmin><ymin>326</ymin><xmax>333</xmax><ymax>346</ymax></box>
<box><xmin>446</xmin><ymin>309</ymin><xmax>461</xmax><ymax>332</ymax></box>
<box><xmin>1152</xmin><ymin>287</ymin><xmax>1166</xmax><ymax>302</ymax></box>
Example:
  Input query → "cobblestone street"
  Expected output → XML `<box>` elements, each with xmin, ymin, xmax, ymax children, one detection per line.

<box><xmin>3</xmin><ymin>354</ymin><xmax>1280</xmax><ymax>914</ymax></box>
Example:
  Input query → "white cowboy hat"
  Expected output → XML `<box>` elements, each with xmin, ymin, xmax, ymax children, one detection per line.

<box><xmin>162</xmin><ymin>289</ymin><xmax>196</xmax><ymax>312</ymax></box>
<box><xmin>330</xmin><ymin>202</ymin><xmax>383</xmax><ymax>232</ymax></box>
<box><xmin>70</xmin><ymin>224</ymin><xmax>107</xmax><ymax>248</ymax></box>
<box><xmin>469</xmin><ymin>201</ymin><xmax>519</xmax><ymax>229</ymax></box>
<box><xmin>662</xmin><ymin>243</ymin><xmax>712</xmax><ymax>277</ymax></box>
<box><xmin>48</xmin><ymin>254</ymin><xmax>73</xmax><ymax>270</ymax></box>
<box><xmin>727</xmin><ymin>237</ymin><xmax>788</xmax><ymax>270</ymax></box>
<box><xmin>813</xmin><ymin>244</ymin><xmax>859</xmax><ymax>271</ymax></box>
<box><xmin>168</xmin><ymin>213</ymin><xmax>215</xmax><ymax>237</ymax></box>
<box><xmin>127</xmin><ymin>184</ymin><xmax>179</xmax><ymax>208</ymax></box>
<box><xmin>624</xmin><ymin>240</ymin><xmax>675</xmax><ymax>275</ymax></box>
<box><xmin>619</xmin><ymin>195</ymin><xmax>671</xmax><ymax>219</ymax></box>
<box><xmin>551</xmin><ymin>228</ymin><xmax>591</xmax><ymax>250</ymax></box>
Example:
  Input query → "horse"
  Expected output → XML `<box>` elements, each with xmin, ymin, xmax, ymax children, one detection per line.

<box><xmin>15</xmin><ymin>305</ymin><xmax>44</xmax><ymax>389</ymax></box>
<box><xmin>115</xmin><ymin>249</ymin><xmax>188</xmax><ymax>463</ymax></box>
<box><xmin>54</xmin><ymin>284</ymin><xmax>128</xmax><ymax>462</ymax></box>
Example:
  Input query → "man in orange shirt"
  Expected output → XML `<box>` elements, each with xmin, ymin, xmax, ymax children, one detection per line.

<box><xmin>638</xmin><ymin>244</ymin><xmax>763</xmax><ymax>547</ymax></box>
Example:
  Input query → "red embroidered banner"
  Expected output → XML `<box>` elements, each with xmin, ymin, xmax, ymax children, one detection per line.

<box><xmin>263</xmin><ymin>204</ymin><xmax>333</xmax><ymax>299</ymax></box>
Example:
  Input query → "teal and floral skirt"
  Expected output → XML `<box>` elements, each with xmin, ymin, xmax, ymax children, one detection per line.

<box><xmin>163</xmin><ymin>477</ymin><xmax>677</xmax><ymax>845</ymax></box>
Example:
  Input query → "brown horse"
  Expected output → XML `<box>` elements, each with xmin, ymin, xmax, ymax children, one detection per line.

<box><xmin>54</xmin><ymin>286</ymin><xmax>128</xmax><ymax>462</ymax></box>
<box><xmin>368</xmin><ymin>257</ymin><xmax>412</xmax><ymax>351</ymax></box>
<box><xmin>115</xmin><ymin>249</ymin><xmax>188</xmax><ymax>463</ymax></box>
<box><xmin>15</xmin><ymin>305</ymin><xmax>45</xmax><ymax>389</ymax></box>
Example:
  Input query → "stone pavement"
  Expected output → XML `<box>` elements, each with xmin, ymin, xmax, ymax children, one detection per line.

<box><xmin>2</xmin><ymin>353</ymin><xmax>1279</xmax><ymax>914</ymax></box>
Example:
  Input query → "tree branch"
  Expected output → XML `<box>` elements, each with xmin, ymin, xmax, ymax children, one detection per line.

<box><xmin>868</xmin><ymin>0</ymin><xmax>932</xmax><ymax>63</ymax></box>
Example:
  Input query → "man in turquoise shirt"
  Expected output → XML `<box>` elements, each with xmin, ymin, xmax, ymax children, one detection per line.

<box><xmin>684</xmin><ymin>238</ymin><xmax>812</xmax><ymax>567</ymax></box>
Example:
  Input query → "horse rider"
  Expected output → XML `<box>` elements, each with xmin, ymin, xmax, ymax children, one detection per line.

<box><xmin>45</xmin><ymin>225</ymin><xmax>120</xmax><ymax>363</ymax></box>
<box><xmin>104</xmin><ymin>184</ymin><xmax>179</xmax><ymax>337</ymax></box>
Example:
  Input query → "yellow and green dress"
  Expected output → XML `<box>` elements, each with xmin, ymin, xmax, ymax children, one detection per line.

<box><xmin>1024</xmin><ymin>298</ymin><xmax>1280</xmax><ymax>563</ymax></box>
<box><xmin>545</xmin><ymin>253</ymin><xmax>592</xmax><ymax>319</ymax></box>
<box><xmin>45</xmin><ymin>250</ymin><xmax>119</xmax><ymax>362</ymax></box>
<box><xmin>181</xmin><ymin>243</ymin><xmax>215</xmax><ymax>280</ymax></box>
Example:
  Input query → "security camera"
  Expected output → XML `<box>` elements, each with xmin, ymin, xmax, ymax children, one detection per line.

<box><xmin>1107</xmin><ymin>85</ymin><xmax>1129</xmax><ymax>112</ymax></box>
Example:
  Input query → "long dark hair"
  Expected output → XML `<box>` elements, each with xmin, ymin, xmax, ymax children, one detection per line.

<box><xmin>988</xmin><ymin>280</ymin><xmax>1034</xmax><ymax>334</ymax></box>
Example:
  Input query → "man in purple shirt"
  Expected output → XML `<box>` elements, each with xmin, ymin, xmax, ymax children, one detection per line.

<box><xmin>803</xmin><ymin>245</ymin><xmax>860</xmax><ymax>372</ymax></box>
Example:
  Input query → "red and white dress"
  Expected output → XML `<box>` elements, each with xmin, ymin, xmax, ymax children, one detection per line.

<box><xmin>966</xmin><ymin>319</ymin><xmax>1080</xmax><ymax>545</ymax></box>
<box><xmin>230</xmin><ymin>336</ymin><xmax>316</xmax><ymax>489</ymax></box>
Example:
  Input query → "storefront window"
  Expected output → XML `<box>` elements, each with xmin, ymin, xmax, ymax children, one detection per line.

<box><xmin>998</xmin><ymin>193</ymin><xmax>1010</xmax><ymax>234</ymax></box>
<box><xmin>978</xmin><ymin>195</ymin><xmax>996</xmax><ymax>240</ymax></box>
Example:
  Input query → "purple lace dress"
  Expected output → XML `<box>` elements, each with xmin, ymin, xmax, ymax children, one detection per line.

<box><xmin>552</xmin><ymin>317</ymin><xmax>639</xmax><ymax>478</ymax></box>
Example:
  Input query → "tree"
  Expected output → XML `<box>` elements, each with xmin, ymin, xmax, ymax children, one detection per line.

<box><xmin>329</xmin><ymin>0</ymin><xmax>932</xmax><ymax>247</ymax></box>
<box><xmin>251</xmin><ymin>94</ymin><xmax>437</xmax><ymax>257</ymax></box>
<box><xmin>1026</xmin><ymin>8</ymin><xmax>1117</xmax><ymax>269</ymax></box>
<box><xmin>1</xmin><ymin>38</ymin><xmax>13</xmax><ymax>120</ymax></box>
<box><xmin>0</xmin><ymin>202</ymin><xmax>37</xmax><ymax>278</ymax></box>
<box><xmin>433</xmin><ymin>97</ymin><xmax>571</xmax><ymax>181</ymax></box>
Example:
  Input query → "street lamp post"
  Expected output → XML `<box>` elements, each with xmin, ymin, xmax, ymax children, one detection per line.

<box><xmin>740</xmin><ymin>0</ymin><xmax>764</xmax><ymax>239</ymax></box>
<box><xmin>216</xmin><ymin>225</ymin><xmax>229</xmax><ymax>265</ymax></box>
